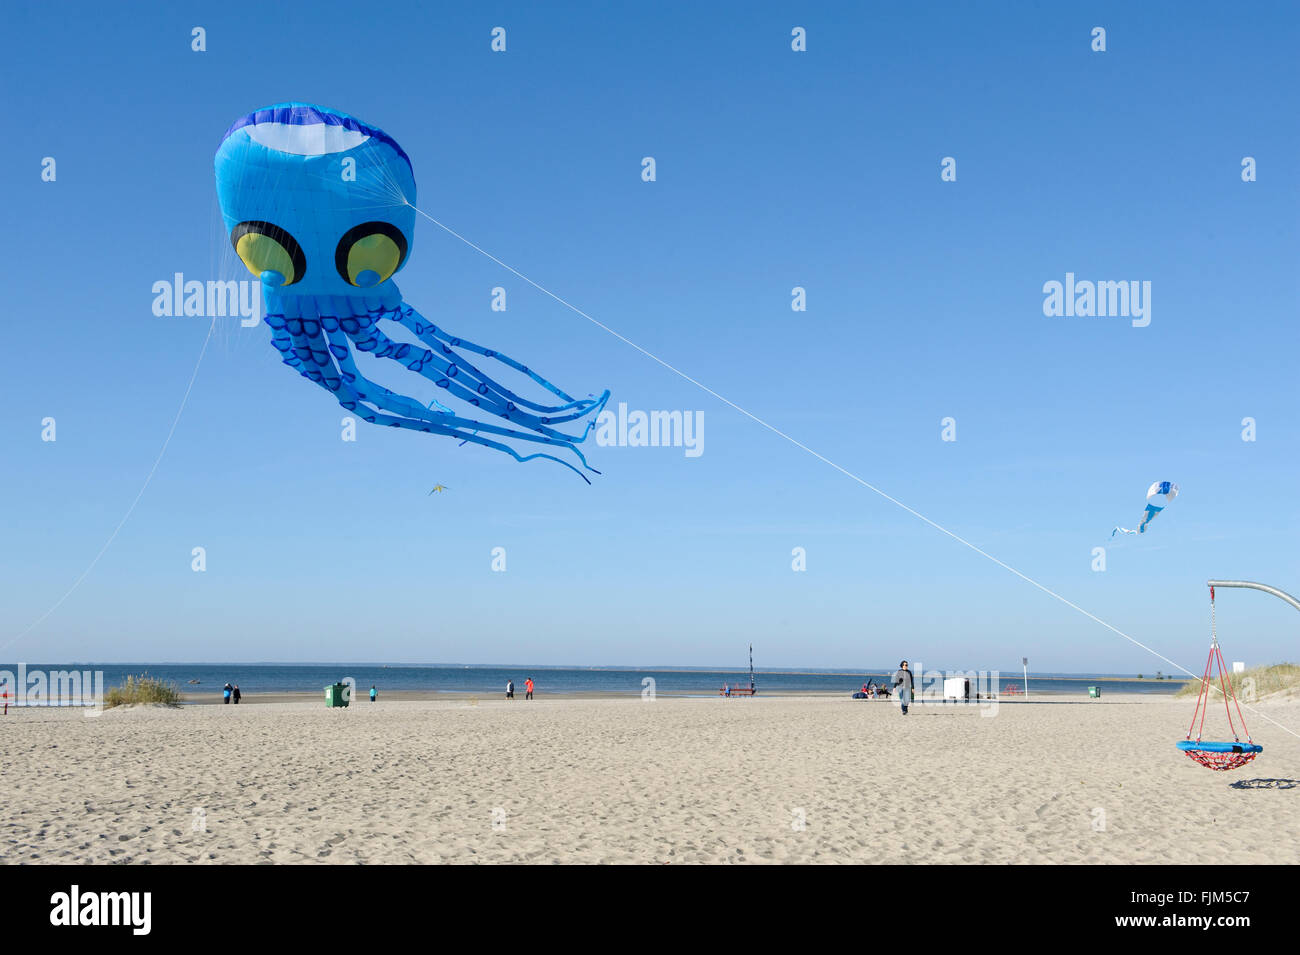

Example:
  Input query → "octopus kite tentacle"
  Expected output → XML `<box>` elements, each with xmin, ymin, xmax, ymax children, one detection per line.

<box><xmin>340</xmin><ymin>308</ymin><xmax>607</xmax><ymax>441</ymax></box>
<box><xmin>392</xmin><ymin>305</ymin><xmax>602</xmax><ymax>417</ymax></box>
<box><xmin>270</xmin><ymin>312</ymin><xmax>603</xmax><ymax>481</ymax></box>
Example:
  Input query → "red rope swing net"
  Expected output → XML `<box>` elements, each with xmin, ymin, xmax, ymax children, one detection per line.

<box><xmin>1178</xmin><ymin>586</ymin><xmax>1262</xmax><ymax>771</ymax></box>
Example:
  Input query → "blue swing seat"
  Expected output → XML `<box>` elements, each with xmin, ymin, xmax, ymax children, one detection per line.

<box><xmin>1177</xmin><ymin>740</ymin><xmax>1262</xmax><ymax>755</ymax></box>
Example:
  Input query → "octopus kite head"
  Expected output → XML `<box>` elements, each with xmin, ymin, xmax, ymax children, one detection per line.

<box><xmin>215</xmin><ymin>103</ymin><xmax>416</xmax><ymax>303</ymax></box>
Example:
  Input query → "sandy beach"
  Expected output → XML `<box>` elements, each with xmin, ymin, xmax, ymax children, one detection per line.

<box><xmin>2</xmin><ymin>695</ymin><xmax>1297</xmax><ymax>865</ymax></box>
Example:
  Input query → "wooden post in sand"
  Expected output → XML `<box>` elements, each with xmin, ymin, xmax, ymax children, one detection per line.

<box><xmin>1022</xmin><ymin>657</ymin><xmax>1029</xmax><ymax>698</ymax></box>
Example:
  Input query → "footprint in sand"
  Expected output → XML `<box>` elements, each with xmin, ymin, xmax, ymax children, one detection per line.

<box><xmin>317</xmin><ymin>832</ymin><xmax>348</xmax><ymax>858</ymax></box>
<box><xmin>1033</xmin><ymin>793</ymin><xmax>1061</xmax><ymax>819</ymax></box>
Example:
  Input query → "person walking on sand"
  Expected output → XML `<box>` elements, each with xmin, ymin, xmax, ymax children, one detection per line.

<box><xmin>892</xmin><ymin>661</ymin><xmax>915</xmax><ymax>715</ymax></box>
<box><xmin>232</xmin><ymin>684</ymin><xmax>241</xmax><ymax>704</ymax></box>
<box><xmin>525</xmin><ymin>677</ymin><xmax>534</xmax><ymax>700</ymax></box>
<box><xmin>506</xmin><ymin>680</ymin><xmax>514</xmax><ymax>700</ymax></box>
<box><xmin>223</xmin><ymin>682</ymin><xmax>232</xmax><ymax>704</ymax></box>
<box><xmin>369</xmin><ymin>685</ymin><xmax>377</xmax><ymax>702</ymax></box>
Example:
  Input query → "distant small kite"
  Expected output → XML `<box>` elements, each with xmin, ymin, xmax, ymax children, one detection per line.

<box><xmin>428</xmin><ymin>485</ymin><xmax>449</xmax><ymax>494</ymax></box>
<box><xmin>1113</xmin><ymin>481</ymin><xmax>1178</xmax><ymax>536</ymax></box>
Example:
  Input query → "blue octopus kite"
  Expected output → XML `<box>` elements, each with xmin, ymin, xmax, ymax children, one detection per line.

<box><xmin>214</xmin><ymin>103</ymin><xmax>609</xmax><ymax>480</ymax></box>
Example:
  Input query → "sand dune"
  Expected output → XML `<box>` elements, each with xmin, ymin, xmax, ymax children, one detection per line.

<box><xmin>2</xmin><ymin>695</ymin><xmax>1297</xmax><ymax>864</ymax></box>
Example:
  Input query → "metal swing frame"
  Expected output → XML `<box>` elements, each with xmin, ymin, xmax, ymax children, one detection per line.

<box><xmin>1178</xmin><ymin>583</ymin><xmax>1278</xmax><ymax>771</ymax></box>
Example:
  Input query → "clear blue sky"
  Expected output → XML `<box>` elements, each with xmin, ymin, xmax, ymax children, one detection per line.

<box><xmin>2</xmin><ymin>1</ymin><xmax>1296</xmax><ymax>673</ymax></box>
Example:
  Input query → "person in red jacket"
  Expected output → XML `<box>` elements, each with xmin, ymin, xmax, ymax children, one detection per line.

<box><xmin>525</xmin><ymin>677</ymin><xmax>534</xmax><ymax>700</ymax></box>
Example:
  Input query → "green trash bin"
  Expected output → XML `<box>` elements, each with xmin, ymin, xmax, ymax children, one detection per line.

<box><xmin>1088</xmin><ymin>686</ymin><xmax>1101</xmax><ymax>699</ymax></box>
<box><xmin>325</xmin><ymin>682</ymin><xmax>351</xmax><ymax>707</ymax></box>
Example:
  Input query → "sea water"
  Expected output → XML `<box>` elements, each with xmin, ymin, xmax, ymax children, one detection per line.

<box><xmin>0</xmin><ymin>663</ymin><xmax>1186</xmax><ymax>701</ymax></box>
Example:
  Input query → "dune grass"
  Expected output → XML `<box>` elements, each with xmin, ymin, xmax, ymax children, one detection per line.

<box><xmin>1174</xmin><ymin>663</ymin><xmax>1300</xmax><ymax>701</ymax></box>
<box><xmin>104</xmin><ymin>673</ymin><xmax>182</xmax><ymax>708</ymax></box>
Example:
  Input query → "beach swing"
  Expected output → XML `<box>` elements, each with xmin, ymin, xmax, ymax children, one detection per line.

<box><xmin>1177</xmin><ymin>585</ymin><xmax>1262</xmax><ymax>771</ymax></box>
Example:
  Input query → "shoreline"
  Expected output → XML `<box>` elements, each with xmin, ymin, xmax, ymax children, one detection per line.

<box><xmin>177</xmin><ymin>688</ymin><xmax>1165</xmax><ymax>705</ymax></box>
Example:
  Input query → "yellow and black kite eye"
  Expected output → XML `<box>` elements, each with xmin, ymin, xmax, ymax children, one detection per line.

<box><xmin>335</xmin><ymin>222</ymin><xmax>408</xmax><ymax>288</ymax></box>
<box><xmin>230</xmin><ymin>221</ymin><xmax>306</xmax><ymax>286</ymax></box>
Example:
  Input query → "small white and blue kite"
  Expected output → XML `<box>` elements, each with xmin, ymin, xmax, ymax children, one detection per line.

<box><xmin>1113</xmin><ymin>481</ymin><xmax>1178</xmax><ymax>536</ymax></box>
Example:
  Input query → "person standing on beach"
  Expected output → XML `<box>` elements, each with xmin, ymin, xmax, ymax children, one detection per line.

<box><xmin>369</xmin><ymin>685</ymin><xmax>377</xmax><ymax>702</ymax></box>
<box><xmin>892</xmin><ymin>661</ymin><xmax>915</xmax><ymax>715</ymax></box>
<box><xmin>223</xmin><ymin>682</ymin><xmax>232</xmax><ymax>704</ymax></box>
<box><xmin>525</xmin><ymin>677</ymin><xmax>534</xmax><ymax>700</ymax></box>
<box><xmin>232</xmin><ymin>684</ymin><xmax>241</xmax><ymax>704</ymax></box>
<box><xmin>506</xmin><ymin>680</ymin><xmax>514</xmax><ymax>700</ymax></box>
